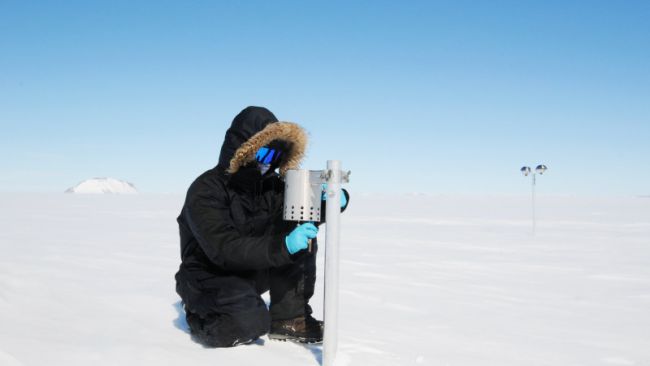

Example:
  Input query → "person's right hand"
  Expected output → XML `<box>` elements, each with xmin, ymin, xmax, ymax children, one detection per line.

<box><xmin>285</xmin><ymin>223</ymin><xmax>318</xmax><ymax>255</ymax></box>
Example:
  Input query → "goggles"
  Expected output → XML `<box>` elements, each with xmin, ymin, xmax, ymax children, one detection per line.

<box><xmin>255</xmin><ymin>146</ymin><xmax>283</xmax><ymax>165</ymax></box>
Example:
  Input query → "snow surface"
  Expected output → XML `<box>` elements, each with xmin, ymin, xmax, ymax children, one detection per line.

<box><xmin>0</xmin><ymin>193</ymin><xmax>649</xmax><ymax>365</ymax></box>
<box><xmin>65</xmin><ymin>177</ymin><xmax>138</xmax><ymax>194</ymax></box>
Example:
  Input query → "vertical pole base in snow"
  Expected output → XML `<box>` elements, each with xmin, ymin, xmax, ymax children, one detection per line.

<box><xmin>323</xmin><ymin>160</ymin><xmax>347</xmax><ymax>366</ymax></box>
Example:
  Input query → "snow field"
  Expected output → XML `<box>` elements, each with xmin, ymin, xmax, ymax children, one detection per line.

<box><xmin>0</xmin><ymin>193</ymin><xmax>648</xmax><ymax>365</ymax></box>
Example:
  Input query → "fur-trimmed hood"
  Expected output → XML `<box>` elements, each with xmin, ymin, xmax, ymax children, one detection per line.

<box><xmin>217</xmin><ymin>106</ymin><xmax>308</xmax><ymax>176</ymax></box>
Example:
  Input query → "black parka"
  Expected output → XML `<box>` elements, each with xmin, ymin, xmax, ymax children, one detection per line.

<box><xmin>175</xmin><ymin>106</ymin><xmax>348</xmax><ymax>317</ymax></box>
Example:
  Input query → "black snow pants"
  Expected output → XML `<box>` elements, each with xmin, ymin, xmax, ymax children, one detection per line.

<box><xmin>179</xmin><ymin>245</ymin><xmax>317</xmax><ymax>347</ymax></box>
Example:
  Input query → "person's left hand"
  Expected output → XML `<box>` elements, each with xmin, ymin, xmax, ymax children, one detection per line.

<box><xmin>321</xmin><ymin>184</ymin><xmax>347</xmax><ymax>208</ymax></box>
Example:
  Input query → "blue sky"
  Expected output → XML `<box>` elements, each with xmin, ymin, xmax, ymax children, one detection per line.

<box><xmin>1</xmin><ymin>1</ymin><xmax>648</xmax><ymax>195</ymax></box>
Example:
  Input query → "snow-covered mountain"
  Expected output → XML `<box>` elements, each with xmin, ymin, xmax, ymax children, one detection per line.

<box><xmin>65</xmin><ymin>177</ymin><xmax>138</xmax><ymax>194</ymax></box>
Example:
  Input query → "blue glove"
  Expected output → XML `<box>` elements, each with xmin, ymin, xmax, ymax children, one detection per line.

<box><xmin>285</xmin><ymin>223</ymin><xmax>318</xmax><ymax>255</ymax></box>
<box><xmin>321</xmin><ymin>184</ymin><xmax>347</xmax><ymax>208</ymax></box>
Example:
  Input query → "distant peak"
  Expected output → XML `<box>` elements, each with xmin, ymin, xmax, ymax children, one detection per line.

<box><xmin>65</xmin><ymin>177</ymin><xmax>138</xmax><ymax>194</ymax></box>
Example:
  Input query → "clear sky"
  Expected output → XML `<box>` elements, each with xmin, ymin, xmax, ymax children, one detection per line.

<box><xmin>1</xmin><ymin>0</ymin><xmax>648</xmax><ymax>195</ymax></box>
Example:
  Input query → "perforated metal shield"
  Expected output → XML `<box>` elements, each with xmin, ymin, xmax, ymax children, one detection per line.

<box><xmin>283</xmin><ymin>169</ymin><xmax>323</xmax><ymax>222</ymax></box>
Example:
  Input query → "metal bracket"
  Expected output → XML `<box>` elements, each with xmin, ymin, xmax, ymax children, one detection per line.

<box><xmin>342</xmin><ymin>170</ymin><xmax>351</xmax><ymax>183</ymax></box>
<box><xmin>320</xmin><ymin>170</ymin><xmax>332</xmax><ymax>181</ymax></box>
<box><xmin>317</xmin><ymin>169</ymin><xmax>351</xmax><ymax>184</ymax></box>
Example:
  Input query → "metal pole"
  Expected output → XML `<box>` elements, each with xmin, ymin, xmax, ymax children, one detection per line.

<box><xmin>532</xmin><ymin>173</ymin><xmax>536</xmax><ymax>235</ymax></box>
<box><xmin>323</xmin><ymin>160</ymin><xmax>341</xmax><ymax>366</ymax></box>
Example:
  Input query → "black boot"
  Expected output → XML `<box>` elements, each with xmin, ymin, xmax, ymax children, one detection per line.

<box><xmin>268</xmin><ymin>314</ymin><xmax>323</xmax><ymax>344</ymax></box>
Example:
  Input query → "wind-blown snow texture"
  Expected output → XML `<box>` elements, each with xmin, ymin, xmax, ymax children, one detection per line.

<box><xmin>0</xmin><ymin>193</ymin><xmax>648</xmax><ymax>365</ymax></box>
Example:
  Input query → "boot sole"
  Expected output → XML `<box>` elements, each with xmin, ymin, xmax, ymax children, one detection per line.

<box><xmin>268</xmin><ymin>333</ymin><xmax>323</xmax><ymax>344</ymax></box>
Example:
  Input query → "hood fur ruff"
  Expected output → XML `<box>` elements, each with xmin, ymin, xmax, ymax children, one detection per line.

<box><xmin>227</xmin><ymin>122</ymin><xmax>308</xmax><ymax>176</ymax></box>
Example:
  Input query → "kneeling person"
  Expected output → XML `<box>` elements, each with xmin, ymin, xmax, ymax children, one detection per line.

<box><xmin>174</xmin><ymin>106</ymin><xmax>349</xmax><ymax>347</ymax></box>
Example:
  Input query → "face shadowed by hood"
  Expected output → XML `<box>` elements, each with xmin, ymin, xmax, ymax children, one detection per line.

<box><xmin>217</xmin><ymin>106</ymin><xmax>308</xmax><ymax>177</ymax></box>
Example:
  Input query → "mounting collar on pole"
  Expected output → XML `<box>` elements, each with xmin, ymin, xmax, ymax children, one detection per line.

<box><xmin>320</xmin><ymin>169</ymin><xmax>351</xmax><ymax>183</ymax></box>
